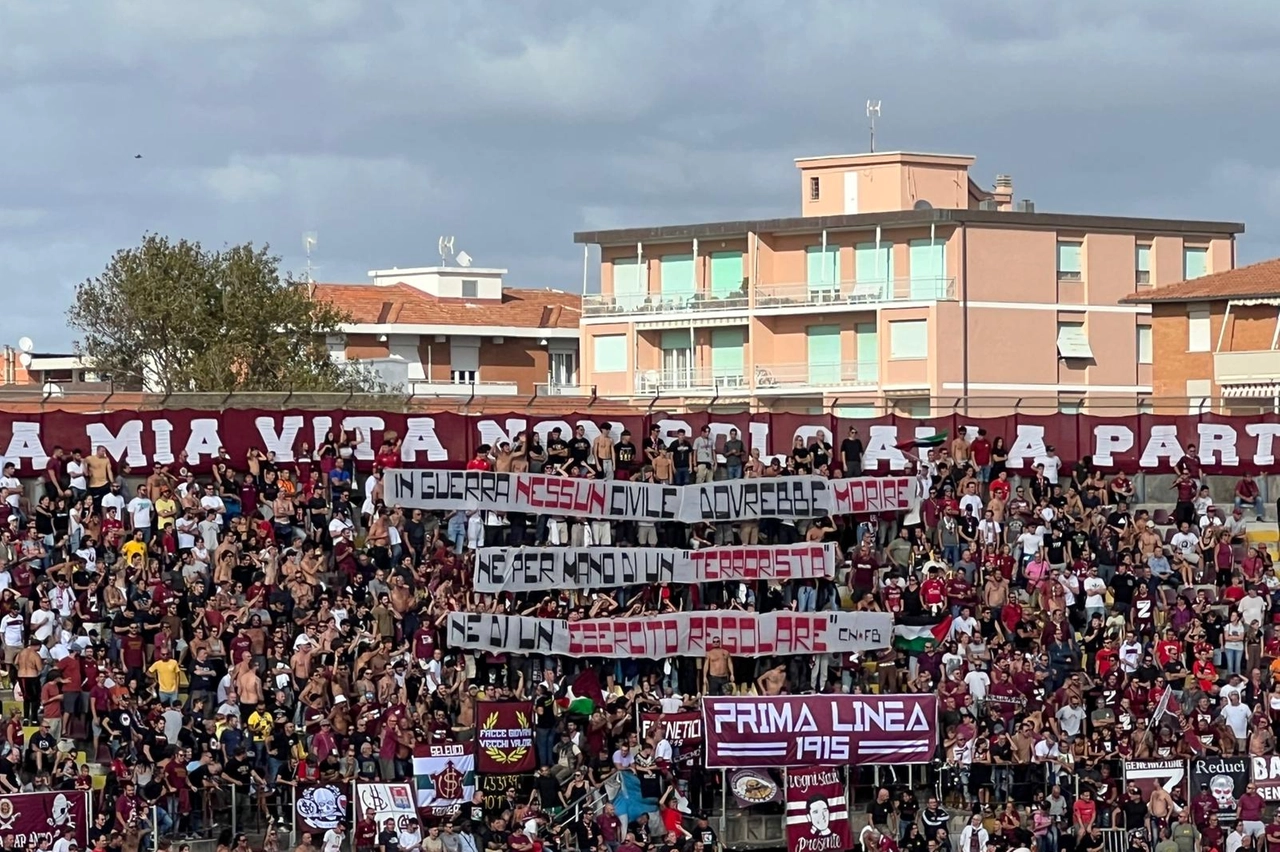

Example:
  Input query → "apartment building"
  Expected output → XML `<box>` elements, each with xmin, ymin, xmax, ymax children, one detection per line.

<box><xmin>1121</xmin><ymin>257</ymin><xmax>1280</xmax><ymax>412</ymax></box>
<box><xmin>312</xmin><ymin>265</ymin><xmax>582</xmax><ymax>398</ymax></box>
<box><xmin>574</xmin><ymin>151</ymin><xmax>1244</xmax><ymax>414</ymax></box>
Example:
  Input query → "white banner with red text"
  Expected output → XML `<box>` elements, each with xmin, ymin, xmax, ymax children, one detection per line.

<box><xmin>445</xmin><ymin>610</ymin><xmax>893</xmax><ymax>658</ymax></box>
<box><xmin>702</xmin><ymin>694</ymin><xmax>938</xmax><ymax>768</ymax></box>
<box><xmin>387</xmin><ymin>470</ymin><xmax>914</xmax><ymax>521</ymax></box>
<box><xmin>473</xmin><ymin>542</ymin><xmax>837</xmax><ymax>592</ymax></box>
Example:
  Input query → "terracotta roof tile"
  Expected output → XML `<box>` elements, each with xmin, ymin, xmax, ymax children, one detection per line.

<box><xmin>311</xmin><ymin>282</ymin><xmax>581</xmax><ymax>329</ymax></box>
<box><xmin>1121</xmin><ymin>258</ymin><xmax>1280</xmax><ymax>304</ymax></box>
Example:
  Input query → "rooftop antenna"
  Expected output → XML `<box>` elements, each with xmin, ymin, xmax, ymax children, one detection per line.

<box><xmin>866</xmin><ymin>100</ymin><xmax>881</xmax><ymax>153</ymax></box>
<box><xmin>302</xmin><ymin>231</ymin><xmax>319</xmax><ymax>283</ymax></box>
<box><xmin>438</xmin><ymin>236</ymin><xmax>456</xmax><ymax>266</ymax></box>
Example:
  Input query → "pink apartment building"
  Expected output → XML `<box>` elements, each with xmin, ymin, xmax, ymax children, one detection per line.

<box><xmin>574</xmin><ymin>151</ymin><xmax>1244</xmax><ymax>415</ymax></box>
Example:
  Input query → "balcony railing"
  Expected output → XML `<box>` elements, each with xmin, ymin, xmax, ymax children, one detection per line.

<box><xmin>534</xmin><ymin>382</ymin><xmax>595</xmax><ymax>397</ymax></box>
<box><xmin>1214</xmin><ymin>350</ymin><xmax>1280</xmax><ymax>384</ymax></box>
<box><xmin>754</xmin><ymin>277</ymin><xmax>955</xmax><ymax>309</ymax></box>
<box><xmin>582</xmin><ymin>277</ymin><xmax>955</xmax><ymax>317</ymax></box>
<box><xmin>407</xmin><ymin>380</ymin><xmax>519</xmax><ymax>397</ymax></box>
<box><xmin>634</xmin><ymin>368</ymin><xmax>749</xmax><ymax>395</ymax></box>
<box><xmin>582</xmin><ymin>291</ymin><xmax>749</xmax><ymax>317</ymax></box>
<box><xmin>755</xmin><ymin>362</ymin><xmax>879</xmax><ymax>390</ymax></box>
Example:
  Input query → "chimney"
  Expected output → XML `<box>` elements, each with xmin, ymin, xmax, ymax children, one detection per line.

<box><xmin>993</xmin><ymin>174</ymin><xmax>1013</xmax><ymax>211</ymax></box>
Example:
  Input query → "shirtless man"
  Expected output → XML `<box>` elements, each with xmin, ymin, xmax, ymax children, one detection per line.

<box><xmin>234</xmin><ymin>651</ymin><xmax>264</xmax><ymax>713</ymax></box>
<box><xmin>702</xmin><ymin>638</ymin><xmax>734</xmax><ymax>696</ymax></box>
<box><xmin>593</xmin><ymin>423</ymin><xmax>615</xmax><ymax>480</ymax></box>
<box><xmin>756</xmin><ymin>664</ymin><xmax>787</xmax><ymax>695</ymax></box>
<box><xmin>950</xmin><ymin>432</ymin><xmax>971</xmax><ymax>466</ymax></box>
<box><xmin>652</xmin><ymin>447</ymin><xmax>674</xmax><ymax>485</ymax></box>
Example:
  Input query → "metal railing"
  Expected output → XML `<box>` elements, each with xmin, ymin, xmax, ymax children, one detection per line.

<box><xmin>580</xmin><ymin>277</ymin><xmax>956</xmax><ymax>318</ymax></box>
<box><xmin>581</xmin><ymin>291</ymin><xmax>749</xmax><ymax>317</ymax></box>
<box><xmin>634</xmin><ymin>368</ymin><xmax>750</xmax><ymax>395</ymax></box>
<box><xmin>756</xmin><ymin>362</ymin><xmax>879</xmax><ymax>389</ymax></box>
<box><xmin>407</xmin><ymin>379</ymin><xmax>519</xmax><ymax>397</ymax></box>
<box><xmin>754</xmin><ymin>276</ymin><xmax>956</xmax><ymax>309</ymax></box>
<box><xmin>534</xmin><ymin>382</ymin><xmax>596</xmax><ymax>397</ymax></box>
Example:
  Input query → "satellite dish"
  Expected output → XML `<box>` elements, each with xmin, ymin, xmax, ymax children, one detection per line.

<box><xmin>17</xmin><ymin>353</ymin><xmax>31</xmax><ymax>368</ymax></box>
<box><xmin>913</xmin><ymin>199</ymin><xmax>933</xmax><ymax>210</ymax></box>
<box><xmin>456</xmin><ymin>250</ymin><xmax>473</xmax><ymax>268</ymax></box>
<box><xmin>17</xmin><ymin>337</ymin><xmax>33</xmax><ymax>353</ymax></box>
<box><xmin>42</xmin><ymin>383</ymin><xmax>63</xmax><ymax>398</ymax></box>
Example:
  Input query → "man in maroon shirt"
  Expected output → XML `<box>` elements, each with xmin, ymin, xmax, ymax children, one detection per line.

<box><xmin>1235</xmin><ymin>473</ymin><xmax>1265</xmax><ymax>521</ymax></box>
<box><xmin>1172</xmin><ymin>472</ymin><xmax>1197</xmax><ymax>527</ymax></box>
<box><xmin>1239</xmin><ymin>781</ymin><xmax>1266</xmax><ymax>839</ymax></box>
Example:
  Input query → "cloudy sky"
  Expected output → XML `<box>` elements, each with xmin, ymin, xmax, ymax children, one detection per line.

<box><xmin>4</xmin><ymin>0</ymin><xmax>1279</xmax><ymax>349</ymax></box>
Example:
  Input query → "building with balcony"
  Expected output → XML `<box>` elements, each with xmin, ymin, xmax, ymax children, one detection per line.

<box><xmin>1121</xmin><ymin>257</ymin><xmax>1280</xmax><ymax>412</ymax></box>
<box><xmin>311</xmin><ymin>264</ymin><xmax>582</xmax><ymax>398</ymax></box>
<box><xmin>574</xmin><ymin>150</ymin><xmax>1244</xmax><ymax>414</ymax></box>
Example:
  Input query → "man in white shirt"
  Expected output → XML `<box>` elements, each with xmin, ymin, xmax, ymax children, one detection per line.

<box><xmin>0</xmin><ymin>464</ymin><xmax>21</xmax><ymax>514</ymax></box>
<box><xmin>1083</xmin><ymin>568</ymin><xmax>1108</xmax><ymax>620</ymax></box>
<box><xmin>964</xmin><ymin>666</ymin><xmax>990</xmax><ymax>701</ymax></box>
<box><xmin>1220</xmin><ymin>690</ymin><xmax>1253</xmax><ymax>748</ymax></box>
<box><xmin>1055</xmin><ymin>695</ymin><xmax>1087</xmax><ymax>740</ymax></box>
<box><xmin>398</xmin><ymin>818</ymin><xmax>424</xmax><ymax>852</ymax></box>
<box><xmin>957</xmin><ymin>813</ymin><xmax>990</xmax><ymax>852</ymax></box>
<box><xmin>29</xmin><ymin>599</ymin><xmax>57</xmax><ymax>645</ymax></box>
<box><xmin>66</xmin><ymin>451</ymin><xmax>87</xmax><ymax>500</ymax></box>
<box><xmin>1170</xmin><ymin>523</ymin><xmax>1200</xmax><ymax>563</ymax></box>
<box><xmin>1239</xmin><ymin>587</ymin><xmax>1268</xmax><ymax>630</ymax></box>
<box><xmin>100</xmin><ymin>482</ymin><xmax>125</xmax><ymax>517</ymax></box>
<box><xmin>1038</xmin><ymin>447</ymin><xmax>1062</xmax><ymax>484</ymax></box>
<box><xmin>959</xmin><ymin>482</ymin><xmax>983</xmax><ymax>518</ymax></box>
<box><xmin>126</xmin><ymin>487</ymin><xmax>154</xmax><ymax>540</ymax></box>
<box><xmin>322</xmin><ymin>823</ymin><xmax>346</xmax><ymax>852</ymax></box>
<box><xmin>199</xmin><ymin>484</ymin><xmax>226</xmax><ymax>519</ymax></box>
<box><xmin>1118</xmin><ymin>634</ymin><xmax>1143</xmax><ymax>673</ymax></box>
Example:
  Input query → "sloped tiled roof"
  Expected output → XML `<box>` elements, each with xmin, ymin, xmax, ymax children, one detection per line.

<box><xmin>1122</xmin><ymin>258</ymin><xmax>1280</xmax><ymax>304</ymax></box>
<box><xmin>311</xmin><ymin>282</ymin><xmax>581</xmax><ymax>329</ymax></box>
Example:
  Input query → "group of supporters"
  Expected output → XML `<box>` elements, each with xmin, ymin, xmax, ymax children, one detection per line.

<box><xmin>0</xmin><ymin>422</ymin><xmax>1274</xmax><ymax>852</ymax></box>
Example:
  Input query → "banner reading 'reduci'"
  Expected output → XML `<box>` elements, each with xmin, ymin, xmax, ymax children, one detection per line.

<box><xmin>387</xmin><ymin>470</ymin><xmax>914</xmax><ymax>521</ymax></box>
<box><xmin>474</xmin><ymin>543</ymin><xmax>837</xmax><ymax>592</ymax></box>
<box><xmin>446</xmin><ymin>611</ymin><xmax>892</xmax><ymax>659</ymax></box>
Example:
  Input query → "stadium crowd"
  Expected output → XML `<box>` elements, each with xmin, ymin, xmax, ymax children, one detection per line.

<box><xmin>0</xmin><ymin>422</ymin><xmax>1276</xmax><ymax>852</ymax></box>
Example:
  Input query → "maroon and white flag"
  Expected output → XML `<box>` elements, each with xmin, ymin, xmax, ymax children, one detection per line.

<box><xmin>786</xmin><ymin>766</ymin><xmax>851</xmax><ymax>852</ymax></box>
<box><xmin>702</xmin><ymin>694</ymin><xmax>937</xmax><ymax>768</ymax></box>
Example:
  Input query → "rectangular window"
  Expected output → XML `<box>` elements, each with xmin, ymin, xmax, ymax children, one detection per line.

<box><xmin>1186</xmin><ymin>378</ymin><xmax>1212</xmax><ymax>413</ymax></box>
<box><xmin>709</xmin><ymin>251</ymin><xmax>744</xmax><ymax>299</ymax></box>
<box><xmin>1058</xmin><ymin>399</ymin><xmax>1083</xmax><ymax>415</ymax></box>
<box><xmin>1136</xmin><ymin>244</ymin><xmax>1151</xmax><ymax>285</ymax></box>
<box><xmin>805</xmin><ymin>245</ymin><xmax>841</xmax><ymax>293</ymax></box>
<box><xmin>1184</xmin><ymin>246</ymin><xmax>1209</xmax><ymax>280</ymax></box>
<box><xmin>1188</xmin><ymin>307</ymin><xmax>1211</xmax><ymax>352</ymax></box>
<box><xmin>612</xmin><ymin>258</ymin><xmax>645</xmax><ymax>311</ymax></box>
<box><xmin>889</xmin><ymin>319</ymin><xmax>928</xmax><ymax>360</ymax></box>
<box><xmin>710</xmin><ymin>328</ymin><xmax>746</xmax><ymax>384</ymax></box>
<box><xmin>1136</xmin><ymin>325</ymin><xmax>1153</xmax><ymax>364</ymax></box>
<box><xmin>907</xmin><ymin>239</ymin><xmax>946</xmax><ymax>299</ymax></box>
<box><xmin>659</xmin><ymin>254</ymin><xmax>695</xmax><ymax>303</ymax></box>
<box><xmin>1057</xmin><ymin>240</ymin><xmax>1083</xmax><ymax>281</ymax></box>
<box><xmin>1056</xmin><ymin>322</ymin><xmax>1094</xmax><ymax>359</ymax></box>
<box><xmin>809</xmin><ymin>176</ymin><xmax>820</xmax><ymax>201</ymax></box>
<box><xmin>461</xmin><ymin>279</ymin><xmax>478</xmax><ymax>298</ymax></box>
<box><xmin>548</xmin><ymin>351</ymin><xmax>577</xmax><ymax>387</ymax></box>
<box><xmin>854</xmin><ymin>242</ymin><xmax>894</xmax><ymax>300</ymax></box>
<box><xmin>806</xmin><ymin>325</ymin><xmax>842</xmax><ymax>384</ymax></box>
<box><xmin>855</xmin><ymin>322</ymin><xmax>879</xmax><ymax>382</ymax></box>
<box><xmin>450</xmin><ymin>370</ymin><xmax>477</xmax><ymax>385</ymax></box>
<box><xmin>592</xmin><ymin>334</ymin><xmax>627</xmax><ymax>373</ymax></box>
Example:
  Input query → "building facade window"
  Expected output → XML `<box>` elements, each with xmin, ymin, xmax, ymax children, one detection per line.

<box><xmin>809</xmin><ymin>176</ymin><xmax>820</xmax><ymax>201</ymax></box>
<box><xmin>1186</xmin><ymin>378</ymin><xmax>1211</xmax><ymax>413</ymax></box>
<box><xmin>1184</xmin><ymin>246</ymin><xmax>1209</xmax><ymax>280</ymax></box>
<box><xmin>1135</xmin><ymin>244</ymin><xmax>1151</xmax><ymax>285</ymax></box>
<box><xmin>1056</xmin><ymin>240</ymin><xmax>1083</xmax><ymax>282</ymax></box>
<box><xmin>592</xmin><ymin>334</ymin><xmax>627</xmax><ymax>373</ymax></box>
<box><xmin>889</xmin><ymin>320</ymin><xmax>927</xmax><ymax>360</ymax></box>
<box><xmin>1136</xmin><ymin>325</ymin><xmax>1153</xmax><ymax>364</ymax></box>
<box><xmin>461</xmin><ymin>279</ymin><xmax>478</xmax><ymax>298</ymax></box>
<box><xmin>1187</xmin><ymin>306</ymin><xmax>1211</xmax><ymax>352</ymax></box>
<box><xmin>450</xmin><ymin>370</ymin><xmax>477</xmax><ymax>385</ymax></box>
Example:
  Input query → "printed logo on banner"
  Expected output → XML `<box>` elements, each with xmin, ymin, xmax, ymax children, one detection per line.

<box><xmin>730</xmin><ymin>769</ymin><xmax>781</xmax><ymax>808</ymax></box>
<box><xmin>414</xmin><ymin>743</ymin><xmax>476</xmax><ymax>815</ymax></box>
<box><xmin>296</xmin><ymin>784</ymin><xmax>349</xmax><ymax>832</ymax></box>
<box><xmin>786</xmin><ymin>766</ymin><xmax>851</xmax><ymax>852</ymax></box>
<box><xmin>0</xmin><ymin>791</ymin><xmax>89</xmax><ymax>849</ymax></box>
<box><xmin>703</xmin><ymin>695</ymin><xmax>937</xmax><ymax>768</ymax></box>
<box><xmin>354</xmin><ymin>783</ymin><xmax>417</xmax><ymax>832</ymax></box>
<box><xmin>1123</xmin><ymin>759</ymin><xmax>1187</xmax><ymax>797</ymax></box>
<box><xmin>1191</xmin><ymin>757</ymin><xmax>1250</xmax><ymax>823</ymax></box>
<box><xmin>475</xmin><ymin>702</ymin><xmax>536</xmax><ymax>774</ymax></box>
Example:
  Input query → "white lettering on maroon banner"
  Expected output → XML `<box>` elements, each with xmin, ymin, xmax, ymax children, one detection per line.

<box><xmin>701</xmin><ymin>694</ymin><xmax>938</xmax><ymax>768</ymax></box>
<box><xmin>1251</xmin><ymin>756</ymin><xmax>1280</xmax><ymax>801</ymax></box>
<box><xmin>445</xmin><ymin>611</ymin><xmax>892</xmax><ymax>659</ymax></box>
<box><xmin>388</xmin><ymin>470</ymin><xmax>912</xmax><ymax>520</ymax></box>
<box><xmin>786</xmin><ymin>766</ymin><xmax>852</xmax><ymax>852</ymax></box>
<box><xmin>473</xmin><ymin>543</ymin><xmax>837</xmax><ymax>593</ymax></box>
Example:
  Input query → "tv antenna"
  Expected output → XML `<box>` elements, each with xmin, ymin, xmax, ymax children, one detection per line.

<box><xmin>866</xmin><ymin>100</ymin><xmax>881</xmax><ymax>153</ymax></box>
<box><xmin>438</xmin><ymin>236</ymin><xmax>456</xmax><ymax>266</ymax></box>
<box><xmin>302</xmin><ymin>232</ymin><xmax>319</xmax><ymax>283</ymax></box>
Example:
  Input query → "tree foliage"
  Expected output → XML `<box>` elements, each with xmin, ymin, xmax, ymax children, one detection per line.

<box><xmin>68</xmin><ymin>234</ymin><xmax>380</xmax><ymax>394</ymax></box>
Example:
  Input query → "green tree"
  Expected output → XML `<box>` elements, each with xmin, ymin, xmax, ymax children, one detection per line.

<box><xmin>68</xmin><ymin>234</ymin><xmax>379</xmax><ymax>394</ymax></box>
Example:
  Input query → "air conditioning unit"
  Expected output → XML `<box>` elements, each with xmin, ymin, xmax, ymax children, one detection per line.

<box><xmin>1016</xmin><ymin>199</ymin><xmax>1036</xmax><ymax>213</ymax></box>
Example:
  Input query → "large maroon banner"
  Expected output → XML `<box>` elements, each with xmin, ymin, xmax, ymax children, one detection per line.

<box><xmin>0</xmin><ymin>408</ymin><xmax>1277</xmax><ymax>474</ymax></box>
<box><xmin>702</xmin><ymin>694</ymin><xmax>937</xmax><ymax>768</ymax></box>
<box><xmin>475</xmin><ymin>701</ymin><xmax>536</xmax><ymax>774</ymax></box>
<box><xmin>0</xmin><ymin>791</ymin><xmax>89</xmax><ymax>848</ymax></box>
<box><xmin>786</xmin><ymin>766</ymin><xmax>851</xmax><ymax>852</ymax></box>
<box><xmin>640</xmin><ymin>710</ymin><xmax>704</xmax><ymax>764</ymax></box>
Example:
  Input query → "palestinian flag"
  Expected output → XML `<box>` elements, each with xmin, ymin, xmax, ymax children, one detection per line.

<box><xmin>893</xmin><ymin>616</ymin><xmax>953</xmax><ymax>653</ymax></box>
<box><xmin>557</xmin><ymin>667</ymin><xmax>605</xmax><ymax>716</ymax></box>
<box><xmin>897</xmin><ymin>431</ymin><xmax>948</xmax><ymax>452</ymax></box>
